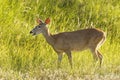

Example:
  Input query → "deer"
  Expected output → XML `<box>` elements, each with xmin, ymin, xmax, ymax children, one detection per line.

<box><xmin>30</xmin><ymin>18</ymin><xmax>106</xmax><ymax>68</ymax></box>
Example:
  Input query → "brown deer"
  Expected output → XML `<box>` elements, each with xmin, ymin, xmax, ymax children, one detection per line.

<box><xmin>30</xmin><ymin>18</ymin><xmax>106</xmax><ymax>68</ymax></box>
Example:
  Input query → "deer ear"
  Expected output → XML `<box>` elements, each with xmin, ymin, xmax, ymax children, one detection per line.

<box><xmin>36</xmin><ymin>18</ymin><xmax>42</xmax><ymax>24</ymax></box>
<box><xmin>45</xmin><ymin>18</ymin><xmax>50</xmax><ymax>24</ymax></box>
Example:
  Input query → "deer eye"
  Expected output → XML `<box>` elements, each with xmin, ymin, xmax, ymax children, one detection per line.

<box><xmin>38</xmin><ymin>26</ymin><xmax>41</xmax><ymax>28</ymax></box>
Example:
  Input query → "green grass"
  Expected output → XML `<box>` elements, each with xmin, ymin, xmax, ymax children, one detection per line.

<box><xmin>0</xmin><ymin>0</ymin><xmax>120</xmax><ymax>79</ymax></box>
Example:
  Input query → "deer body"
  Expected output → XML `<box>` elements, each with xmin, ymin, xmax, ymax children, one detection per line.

<box><xmin>30</xmin><ymin>18</ymin><xmax>106</xmax><ymax>68</ymax></box>
<box><xmin>52</xmin><ymin>29</ymin><xmax>105</xmax><ymax>52</ymax></box>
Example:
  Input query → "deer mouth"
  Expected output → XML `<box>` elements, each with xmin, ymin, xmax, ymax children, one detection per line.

<box><xmin>30</xmin><ymin>31</ymin><xmax>36</xmax><ymax>36</ymax></box>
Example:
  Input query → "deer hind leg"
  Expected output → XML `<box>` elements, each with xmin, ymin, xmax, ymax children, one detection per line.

<box><xmin>65</xmin><ymin>50</ymin><xmax>72</xmax><ymax>68</ymax></box>
<box><xmin>90</xmin><ymin>47</ymin><xmax>103</xmax><ymax>67</ymax></box>
<box><xmin>90</xmin><ymin>48</ymin><xmax>99</xmax><ymax>61</ymax></box>
<box><xmin>97</xmin><ymin>50</ymin><xmax>103</xmax><ymax>67</ymax></box>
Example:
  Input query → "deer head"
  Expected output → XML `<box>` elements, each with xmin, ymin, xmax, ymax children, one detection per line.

<box><xmin>30</xmin><ymin>18</ymin><xmax>50</xmax><ymax>36</ymax></box>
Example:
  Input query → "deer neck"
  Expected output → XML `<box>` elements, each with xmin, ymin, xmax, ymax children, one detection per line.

<box><xmin>42</xmin><ymin>29</ymin><xmax>55</xmax><ymax>46</ymax></box>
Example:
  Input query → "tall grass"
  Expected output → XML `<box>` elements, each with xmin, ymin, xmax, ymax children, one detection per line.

<box><xmin>0</xmin><ymin>0</ymin><xmax>120</xmax><ymax>79</ymax></box>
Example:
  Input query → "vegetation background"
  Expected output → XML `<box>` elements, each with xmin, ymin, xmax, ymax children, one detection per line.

<box><xmin>0</xmin><ymin>0</ymin><xmax>120</xmax><ymax>79</ymax></box>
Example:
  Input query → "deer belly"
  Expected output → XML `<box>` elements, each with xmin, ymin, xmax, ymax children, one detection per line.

<box><xmin>70</xmin><ymin>43</ymin><xmax>88</xmax><ymax>51</ymax></box>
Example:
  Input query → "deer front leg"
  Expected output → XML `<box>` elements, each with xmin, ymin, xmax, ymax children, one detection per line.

<box><xmin>57</xmin><ymin>53</ymin><xmax>63</xmax><ymax>68</ymax></box>
<box><xmin>65</xmin><ymin>50</ymin><xmax>72</xmax><ymax>68</ymax></box>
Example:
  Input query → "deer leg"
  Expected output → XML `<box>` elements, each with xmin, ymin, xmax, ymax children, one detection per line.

<box><xmin>57</xmin><ymin>53</ymin><xmax>63</xmax><ymax>68</ymax></box>
<box><xmin>90</xmin><ymin>48</ymin><xmax>99</xmax><ymax>62</ymax></box>
<box><xmin>97</xmin><ymin>50</ymin><xmax>103</xmax><ymax>67</ymax></box>
<box><xmin>65</xmin><ymin>51</ymin><xmax>72</xmax><ymax>68</ymax></box>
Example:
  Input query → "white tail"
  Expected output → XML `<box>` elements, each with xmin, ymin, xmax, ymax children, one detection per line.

<box><xmin>30</xmin><ymin>18</ymin><xmax>106</xmax><ymax>68</ymax></box>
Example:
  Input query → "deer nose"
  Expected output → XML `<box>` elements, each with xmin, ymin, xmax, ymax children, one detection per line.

<box><xmin>30</xmin><ymin>31</ymin><xmax>33</xmax><ymax>34</ymax></box>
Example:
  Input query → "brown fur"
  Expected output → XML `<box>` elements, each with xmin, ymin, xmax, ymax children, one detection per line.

<box><xmin>30</xmin><ymin>23</ymin><xmax>106</xmax><ymax>68</ymax></box>
<box><xmin>46</xmin><ymin>28</ymin><xmax>105</xmax><ymax>68</ymax></box>
<box><xmin>52</xmin><ymin>28</ymin><xmax>105</xmax><ymax>53</ymax></box>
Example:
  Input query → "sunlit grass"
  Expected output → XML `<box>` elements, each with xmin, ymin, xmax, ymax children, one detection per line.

<box><xmin>0</xmin><ymin>0</ymin><xmax>120</xmax><ymax>79</ymax></box>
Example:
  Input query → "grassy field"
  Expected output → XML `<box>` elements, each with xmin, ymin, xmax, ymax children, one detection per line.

<box><xmin>0</xmin><ymin>0</ymin><xmax>120</xmax><ymax>80</ymax></box>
